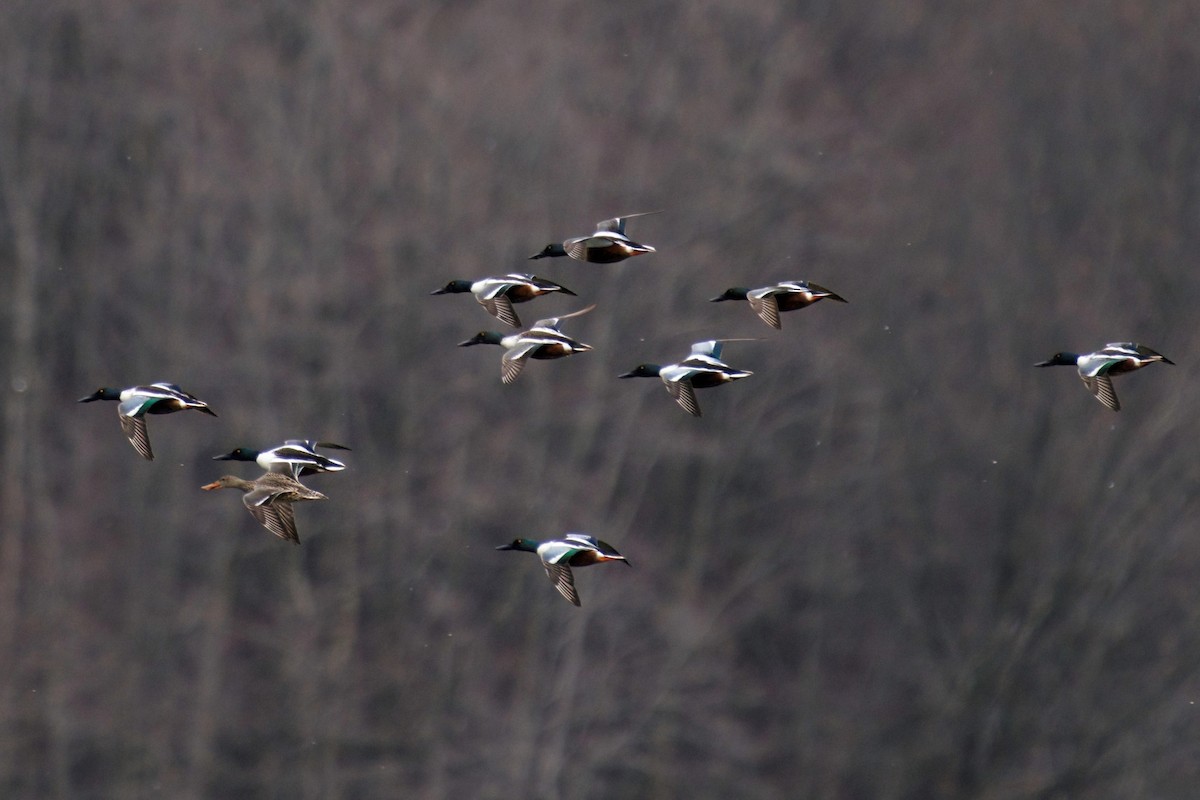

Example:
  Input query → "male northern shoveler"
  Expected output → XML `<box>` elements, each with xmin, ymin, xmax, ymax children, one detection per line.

<box><xmin>459</xmin><ymin>305</ymin><xmax>595</xmax><ymax>384</ymax></box>
<box><xmin>201</xmin><ymin>472</ymin><xmax>328</xmax><ymax>544</ymax></box>
<box><xmin>78</xmin><ymin>383</ymin><xmax>217</xmax><ymax>460</ymax></box>
<box><xmin>431</xmin><ymin>273</ymin><xmax>577</xmax><ymax>328</ymax></box>
<box><xmin>213</xmin><ymin>440</ymin><xmax>351</xmax><ymax>479</ymax></box>
<box><xmin>620</xmin><ymin>339</ymin><xmax>754</xmax><ymax>417</ymax></box>
<box><xmin>496</xmin><ymin>533</ymin><xmax>630</xmax><ymax>606</ymax></box>
<box><xmin>530</xmin><ymin>212</ymin><xmax>658</xmax><ymax>263</ymax></box>
<box><xmin>1035</xmin><ymin>342</ymin><xmax>1174</xmax><ymax>411</ymax></box>
<box><xmin>710</xmin><ymin>280</ymin><xmax>848</xmax><ymax>330</ymax></box>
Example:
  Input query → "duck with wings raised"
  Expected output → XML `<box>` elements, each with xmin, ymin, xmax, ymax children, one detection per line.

<box><xmin>459</xmin><ymin>305</ymin><xmax>596</xmax><ymax>384</ymax></box>
<box><xmin>530</xmin><ymin>212</ymin><xmax>658</xmax><ymax>263</ymax></box>
<box><xmin>620</xmin><ymin>339</ymin><xmax>755</xmax><ymax>417</ymax></box>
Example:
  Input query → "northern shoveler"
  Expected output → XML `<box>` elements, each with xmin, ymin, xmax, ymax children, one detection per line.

<box><xmin>431</xmin><ymin>273</ymin><xmax>576</xmax><ymax>327</ymax></box>
<box><xmin>78</xmin><ymin>383</ymin><xmax>217</xmax><ymax>460</ymax></box>
<box><xmin>496</xmin><ymin>533</ymin><xmax>630</xmax><ymax>606</ymax></box>
<box><xmin>1035</xmin><ymin>342</ymin><xmax>1174</xmax><ymax>411</ymax></box>
<box><xmin>530</xmin><ymin>212</ymin><xmax>658</xmax><ymax>263</ymax></box>
<box><xmin>201</xmin><ymin>472</ymin><xmax>327</xmax><ymax>544</ymax></box>
<box><xmin>459</xmin><ymin>305</ymin><xmax>596</xmax><ymax>384</ymax></box>
<box><xmin>213</xmin><ymin>440</ymin><xmax>351</xmax><ymax>479</ymax></box>
<box><xmin>619</xmin><ymin>339</ymin><xmax>754</xmax><ymax>417</ymax></box>
<box><xmin>710</xmin><ymin>280</ymin><xmax>847</xmax><ymax>330</ymax></box>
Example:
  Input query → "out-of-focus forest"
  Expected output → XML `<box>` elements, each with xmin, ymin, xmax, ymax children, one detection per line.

<box><xmin>3</xmin><ymin>0</ymin><xmax>1200</xmax><ymax>797</ymax></box>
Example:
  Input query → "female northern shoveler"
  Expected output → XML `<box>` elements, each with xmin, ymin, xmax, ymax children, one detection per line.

<box><xmin>619</xmin><ymin>339</ymin><xmax>754</xmax><ymax>417</ymax></box>
<box><xmin>496</xmin><ymin>533</ymin><xmax>630</xmax><ymax>606</ymax></box>
<box><xmin>459</xmin><ymin>305</ymin><xmax>595</xmax><ymax>384</ymax></box>
<box><xmin>1035</xmin><ymin>342</ymin><xmax>1174</xmax><ymax>411</ymax></box>
<box><xmin>530</xmin><ymin>212</ymin><xmax>658</xmax><ymax>263</ymax></box>
<box><xmin>213</xmin><ymin>440</ymin><xmax>351</xmax><ymax>479</ymax></box>
<box><xmin>431</xmin><ymin>273</ymin><xmax>576</xmax><ymax>328</ymax></box>
<box><xmin>201</xmin><ymin>472</ymin><xmax>327</xmax><ymax>544</ymax></box>
<box><xmin>710</xmin><ymin>280</ymin><xmax>847</xmax><ymax>330</ymax></box>
<box><xmin>78</xmin><ymin>382</ymin><xmax>217</xmax><ymax>460</ymax></box>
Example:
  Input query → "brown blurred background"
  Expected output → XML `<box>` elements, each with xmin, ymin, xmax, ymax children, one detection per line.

<box><xmin>2</xmin><ymin>1</ymin><xmax>1200</xmax><ymax>797</ymax></box>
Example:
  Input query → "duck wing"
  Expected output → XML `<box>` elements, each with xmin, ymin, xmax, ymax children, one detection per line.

<box><xmin>666</xmin><ymin>378</ymin><xmax>702</xmax><ymax>417</ymax></box>
<box><xmin>1081</xmin><ymin>373</ymin><xmax>1120</xmax><ymax>412</ymax></box>
<box><xmin>595</xmin><ymin>211</ymin><xmax>660</xmax><ymax>235</ymax></box>
<box><xmin>747</xmin><ymin>293</ymin><xmax>782</xmax><ymax>329</ymax></box>
<box><xmin>530</xmin><ymin>304</ymin><xmax>596</xmax><ymax>331</ymax></box>
<box><xmin>500</xmin><ymin>342</ymin><xmax>540</xmax><ymax>384</ymax></box>
<box><xmin>806</xmin><ymin>281</ymin><xmax>848</xmax><ymax>303</ymax></box>
<box><xmin>267</xmin><ymin>443</ymin><xmax>348</xmax><ymax>478</ymax></box>
<box><xmin>117</xmin><ymin>413</ymin><xmax>154</xmax><ymax>460</ymax></box>
<box><xmin>543</xmin><ymin>562</ymin><xmax>581</xmax><ymax>606</ymax></box>
<box><xmin>262</xmin><ymin>503</ymin><xmax>301</xmax><ymax>543</ymax></box>
<box><xmin>484</xmin><ymin>294</ymin><xmax>521</xmax><ymax>327</ymax></box>
<box><xmin>242</xmin><ymin>493</ymin><xmax>300</xmax><ymax>543</ymax></box>
<box><xmin>148</xmin><ymin>383</ymin><xmax>217</xmax><ymax>415</ymax></box>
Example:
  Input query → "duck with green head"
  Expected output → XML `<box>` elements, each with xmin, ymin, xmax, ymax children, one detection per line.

<box><xmin>459</xmin><ymin>305</ymin><xmax>596</xmax><ymax>384</ymax></box>
<box><xmin>78</xmin><ymin>382</ymin><xmax>217</xmax><ymax>460</ymax></box>
<box><xmin>431</xmin><ymin>273</ymin><xmax>576</xmax><ymax>327</ymax></box>
<box><xmin>497</xmin><ymin>533</ymin><xmax>630</xmax><ymax>606</ymax></box>
<box><xmin>620</xmin><ymin>339</ymin><xmax>755</xmax><ymax>417</ymax></box>
<box><xmin>710</xmin><ymin>280</ymin><xmax>847</xmax><ymax>330</ymax></box>
<box><xmin>1035</xmin><ymin>342</ymin><xmax>1174</xmax><ymax>411</ymax></box>
<box><xmin>531</xmin><ymin>212</ymin><xmax>658</xmax><ymax>263</ymax></box>
<box><xmin>213</xmin><ymin>439</ymin><xmax>351</xmax><ymax>479</ymax></box>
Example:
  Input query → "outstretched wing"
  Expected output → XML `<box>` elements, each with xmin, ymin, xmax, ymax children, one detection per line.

<box><xmin>666</xmin><ymin>378</ymin><xmax>702</xmax><ymax>417</ymax></box>
<box><xmin>747</xmin><ymin>293</ymin><xmax>782</xmax><ymax>329</ymax></box>
<box><xmin>530</xmin><ymin>304</ymin><xmax>596</xmax><ymax>331</ymax></box>
<box><xmin>543</xmin><ymin>562</ymin><xmax>581</xmax><ymax>606</ymax></box>
<box><xmin>688</xmin><ymin>338</ymin><xmax>760</xmax><ymax>359</ymax></box>
<box><xmin>501</xmin><ymin>342</ymin><xmax>542</xmax><ymax>384</ymax></box>
<box><xmin>482</xmin><ymin>294</ymin><xmax>521</xmax><ymax>327</ymax></box>
<box><xmin>242</xmin><ymin>494</ymin><xmax>300</xmax><ymax>543</ymax></box>
<box><xmin>1081</xmin><ymin>374</ymin><xmax>1120</xmax><ymax>412</ymax></box>
<box><xmin>595</xmin><ymin>211</ymin><xmax>660</xmax><ymax>235</ymax></box>
<box><xmin>118</xmin><ymin>414</ymin><xmax>154</xmax><ymax>460</ymax></box>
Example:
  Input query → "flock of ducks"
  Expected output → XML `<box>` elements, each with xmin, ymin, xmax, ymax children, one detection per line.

<box><xmin>78</xmin><ymin>382</ymin><xmax>347</xmax><ymax>544</ymax></box>
<box><xmin>79</xmin><ymin>213</ymin><xmax>1176</xmax><ymax>606</ymax></box>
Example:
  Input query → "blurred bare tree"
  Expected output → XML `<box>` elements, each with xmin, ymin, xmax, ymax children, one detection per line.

<box><xmin>1</xmin><ymin>0</ymin><xmax>1199</xmax><ymax>797</ymax></box>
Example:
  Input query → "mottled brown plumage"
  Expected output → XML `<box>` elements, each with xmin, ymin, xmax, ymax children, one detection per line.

<box><xmin>201</xmin><ymin>472</ymin><xmax>327</xmax><ymax>543</ymax></box>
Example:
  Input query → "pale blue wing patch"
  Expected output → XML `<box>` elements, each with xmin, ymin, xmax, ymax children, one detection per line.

<box><xmin>595</xmin><ymin>216</ymin><xmax>623</xmax><ymax>234</ymax></box>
